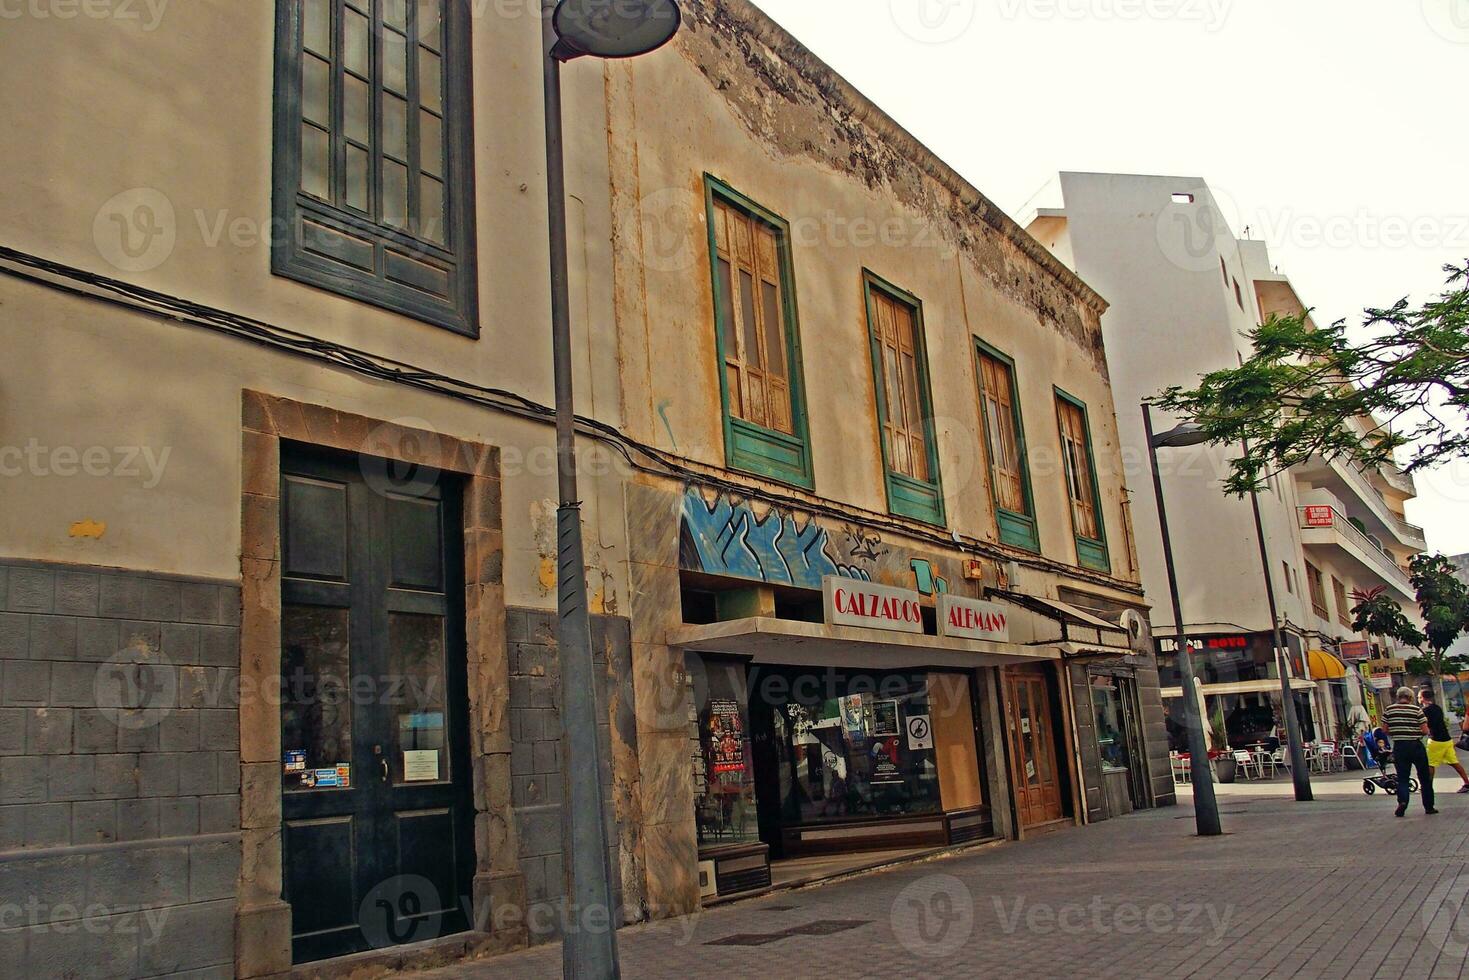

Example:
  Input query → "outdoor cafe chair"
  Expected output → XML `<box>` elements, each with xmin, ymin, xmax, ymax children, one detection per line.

<box><xmin>1233</xmin><ymin>749</ymin><xmax>1261</xmax><ymax>780</ymax></box>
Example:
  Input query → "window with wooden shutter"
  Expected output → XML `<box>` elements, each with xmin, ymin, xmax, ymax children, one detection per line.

<box><xmin>872</xmin><ymin>290</ymin><xmax>930</xmax><ymax>482</ymax></box>
<box><xmin>975</xmin><ymin>341</ymin><xmax>1038</xmax><ymax>552</ymax></box>
<box><xmin>863</xmin><ymin>272</ymin><xmax>944</xmax><ymax>526</ymax></box>
<box><xmin>273</xmin><ymin>0</ymin><xmax>477</xmax><ymax>335</ymax></box>
<box><xmin>712</xmin><ymin>200</ymin><xmax>793</xmax><ymax>436</ymax></box>
<box><xmin>1307</xmin><ymin>563</ymin><xmax>1329</xmax><ymax>619</ymax></box>
<box><xmin>703</xmin><ymin>178</ymin><xmax>812</xmax><ymax>489</ymax></box>
<box><xmin>979</xmin><ymin>353</ymin><xmax>1024</xmax><ymax>511</ymax></box>
<box><xmin>1332</xmin><ymin>576</ymin><xmax>1351</xmax><ymax>626</ymax></box>
<box><xmin>1055</xmin><ymin>391</ymin><xmax>1109</xmax><ymax>572</ymax></box>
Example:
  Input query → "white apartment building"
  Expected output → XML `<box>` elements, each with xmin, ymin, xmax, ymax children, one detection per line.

<box><xmin>1021</xmin><ymin>172</ymin><xmax>1426</xmax><ymax>746</ymax></box>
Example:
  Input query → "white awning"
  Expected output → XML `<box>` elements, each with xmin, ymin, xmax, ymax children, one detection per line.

<box><xmin>666</xmin><ymin>616</ymin><xmax>1058</xmax><ymax>670</ymax></box>
<box><xmin>1160</xmin><ymin>678</ymin><xmax>1318</xmax><ymax>698</ymax></box>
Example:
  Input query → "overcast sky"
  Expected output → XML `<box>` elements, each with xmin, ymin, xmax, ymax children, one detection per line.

<box><xmin>747</xmin><ymin>0</ymin><xmax>1469</xmax><ymax>553</ymax></box>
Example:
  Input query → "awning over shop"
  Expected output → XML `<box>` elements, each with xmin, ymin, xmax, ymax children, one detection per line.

<box><xmin>666</xmin><ymin>617</ymin><xmax>1059</xmax><ymax>671</ymax></box>
<box><xmin>988</xmin><ymin>589</ymin><xmax>1135</xmax><ymax>659</ymax></box>
<box><xmin>1160</xmin><ymin>678</ymin><xmax>1318</xmax><ymax>698</ymax></box>
<box><xmin>1307</xmin><ymin>649</ymin><xmax>1348</xmax><ymax>680</ymax></box>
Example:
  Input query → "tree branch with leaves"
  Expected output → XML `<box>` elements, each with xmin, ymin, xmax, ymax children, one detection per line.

<box><xmin>1157</xmin><ymin>262</ymin><xmax>1469</xmax><ymax>495</ymax></box>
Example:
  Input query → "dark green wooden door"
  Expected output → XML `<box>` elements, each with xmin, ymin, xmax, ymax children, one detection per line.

<box><xmin>279</xmin><ymin>444</ymin><xmax>473</xmax><ymax>964</ymax></box>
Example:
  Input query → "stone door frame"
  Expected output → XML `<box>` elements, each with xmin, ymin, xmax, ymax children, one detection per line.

<box><xmin>235</xmin><ymin>391</ymin><xmax>525</xmax><ymax>977</ymax></box>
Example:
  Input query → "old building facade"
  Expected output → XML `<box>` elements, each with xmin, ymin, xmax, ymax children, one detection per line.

<box><xmin>1</xmin><ymin>2</ymin><xmax>1170</xmax><ymax>976</ymax></box>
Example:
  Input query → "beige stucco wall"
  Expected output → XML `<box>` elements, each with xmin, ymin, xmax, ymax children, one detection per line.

<box><xmin>0</xmin><ymin>0</ymin><xmax>632</xmax><ymax>611</ymax></box>
<box><xmin>605</xmin><ymin>1</ymin><xmax>1138</xmax><ymax>591</ymax></box>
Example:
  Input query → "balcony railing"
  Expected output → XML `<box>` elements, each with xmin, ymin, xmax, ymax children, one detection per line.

<box><xmin>1331</xmin><ymin>457</ymin><xmax>1426</xmax><ymax>550</ymax></box>
<box><xmin>1298</xmin><ymin>505</ymin><xmax>1413</xmax><ymax>594</ymax></box>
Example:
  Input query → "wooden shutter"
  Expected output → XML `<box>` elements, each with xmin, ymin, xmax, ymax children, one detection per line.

<box><xmin>873</xmin><ymin>291</ymin><xmax>930</xmax><ymax>482</ymax></box>
<box><xmin>1057</xmin><ymin>399</ymin><xmax>1099</xmax><ymax>540</ymax></box>
<box><xmin>979</xmin><ymin>354</ymin><xmax>1025</xmax><ymax>513</ymax></box>
<box><xmin>712</xmin><ymin>200</ymin><xmax>794</xmax><ymax>435</ymax></box>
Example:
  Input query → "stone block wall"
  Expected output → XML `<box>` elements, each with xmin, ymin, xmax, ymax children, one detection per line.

<box><xmin>0</xmin><ymin>559</ymin><xmax>241</xmax><ymax>978</ymax></box>
<box><xmin>506</xmin><ymin>607</ymin><xmax>636</xmax><ymax>944</ymax></box>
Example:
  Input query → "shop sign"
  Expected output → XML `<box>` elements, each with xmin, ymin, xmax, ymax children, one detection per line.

<box><xmin>1369</xmin><ymin>675</ymin><xmax>1394</xmax><ymax>690</ymax></box>
<box><xmin>1366</xmin><ymin>657</ymin><xmax>1406</xmax><ymax>675</ymax></box>
<box><xmin>823</xmin><ymin>577</ymin><xmax>924</xmax><ymax>634</ymax></box>
<box><xmin>1303</xmin><ymin>505</ymin><xmax>1335</xmax><ymax>527</ymax></box>
<box><xmin>936</xmin><ymin>594</ymin><xmax>1010</xmax><ymax>643</ymax></box>
<box><xmin>1339</xmin><ymin>640</ymin><xmax>1371</xmax><ymax>660</ymax></box>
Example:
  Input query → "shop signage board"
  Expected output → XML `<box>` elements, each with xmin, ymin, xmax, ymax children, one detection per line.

<box><xmin>822</xmin><ymin>577</ymin><xmax>924</xmax><ymax>634</ymax></box>
<box><xmin>937</xmin><ymin>594</ymin><xmax>1010</xmax><ymax>643</ymax></box>
<box><xmin>1339</xmin><ymin>640</ymin><xmax>1371</xmax><ymax>660</ymax></box>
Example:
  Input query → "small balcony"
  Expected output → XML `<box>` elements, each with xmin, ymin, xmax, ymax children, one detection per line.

<box><xmin>1297</xmin><ymin>502</ymin><xmax>1414</xmax><ymax>599</ymax></box>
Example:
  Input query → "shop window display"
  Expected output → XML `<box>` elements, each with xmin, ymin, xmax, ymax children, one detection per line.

<box><xmin>1091</xmin><ymin>677</ymin><xmax>1131</xmax><ymax>773</ymax></box>
<box><xmin>769</xmin><ymin>674</ymin><xmax>941</xmax><ymax>825</ymax></box>
<box><xmin>690</xmin><ymin>656</ymin><xmax>760</xmax><ymax>846</ymax></box>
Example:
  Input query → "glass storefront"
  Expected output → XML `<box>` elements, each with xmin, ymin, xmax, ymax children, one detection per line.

<box><xmin>766</xmin><ymin>675</ymin><xmax>941</xmax><ymax>825</ymax></box>
<box><xmin>688</xmin><ymin>656</ymin><xmax>986</xmax><ymax>863</ymax></box>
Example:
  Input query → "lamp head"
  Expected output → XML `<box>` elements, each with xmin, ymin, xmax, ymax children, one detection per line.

<box><xmin>1150</xmin><ymin>422</ymin><xmax>1211</xmax><ymax>449</ymax></box>
<box><xmin>551</xmin><ymin>0</ymin><xmax>681</xmax><ymax>60</ymax></box>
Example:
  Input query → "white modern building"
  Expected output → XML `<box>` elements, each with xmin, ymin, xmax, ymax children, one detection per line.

<box><xmin>1021</xmin><ymin>172</ymin><xmax>1426</xmax><ymax>746</ymax></box>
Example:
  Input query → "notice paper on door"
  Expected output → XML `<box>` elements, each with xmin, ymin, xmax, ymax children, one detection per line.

<box><xmin>403</xmin><ymin>749</ymin><xmax>440</xmax><ymax>782</ymax></box>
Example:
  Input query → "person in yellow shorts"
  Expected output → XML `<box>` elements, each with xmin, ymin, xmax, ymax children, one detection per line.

<box><xmin>1419</xmin><ymin>688</ymin><xmax>1469</xmax><ymax>793</ymax></box>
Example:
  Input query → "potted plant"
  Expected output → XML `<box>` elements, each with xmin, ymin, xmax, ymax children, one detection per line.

<box><xmin>1208</xmin><ymin>703</ymin><xmax>1236</xmax><ymax>783</ymax></box>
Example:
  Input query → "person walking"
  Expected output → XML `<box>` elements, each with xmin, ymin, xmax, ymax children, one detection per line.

<box><xmin>1383</xmin><ymin>686</ymin><xmax>1436</xmax><ymax>817</ymax></box>
<box><xmin>1419</xmin><ymin>688</ymin><xmax>1469</xmax><ymax>793</ymax></box>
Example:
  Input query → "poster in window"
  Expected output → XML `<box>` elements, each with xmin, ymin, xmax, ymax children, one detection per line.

<box><xmin>871</xmin><ymin>699</ymin><xmax>899</xmax><ymax>736</ymax></box>
<box><xmin>871</xmin><ymin>735</ymin><xmax>903</xmax><ymax>784</ymax></box>
<box><xmin>707</xmin><ymin>699</ymin><xmax>746</xmax><ymax>775</ymax></box>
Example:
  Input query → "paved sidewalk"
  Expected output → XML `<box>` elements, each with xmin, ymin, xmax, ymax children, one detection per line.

<box><xmin>412</xmin><ymin>768</ymin><xmax>1469</xmax><ymax>979</ymax></box>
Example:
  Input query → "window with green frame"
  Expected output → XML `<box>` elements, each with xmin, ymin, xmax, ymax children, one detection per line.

<box><xmin>1054</xmin><ymin>389</ymin><xmax>1110</xmax><ymax>572</ymax></box>
<box><xmin>272</xmin><ymin>0</ymin><xmax>478</xmax><ymax>336</ymax></box>
<box><xmin>974</xmin><ymin>339</ymin><xmax>1039</xmax><ymax>552</ymax></box>
<box><xmin>703</xmin><ymin>176</ymin><xmax>813</xmax><ymax>489</ymax></box>
<box><xmin>863</xmin><ymin>272</ymin><xmax>944</xmax><ymax>526</ymax></box>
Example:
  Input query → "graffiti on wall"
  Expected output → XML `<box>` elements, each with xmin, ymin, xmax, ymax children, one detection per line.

<box><xmin>679</xmin><ymin>489</ymin><xmax>870</xmax><ymax>588</ymax></box>
<box><xmin>678</xmin><ymin>488</ymin><xmax>970</xmax><ymax>596</ymax></box>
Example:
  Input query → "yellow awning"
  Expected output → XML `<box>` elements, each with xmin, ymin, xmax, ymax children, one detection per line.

<box><xmin>1307</xmin><ymin>649</ymin><xmax>1348</xmax><ymax>680</ymax></box>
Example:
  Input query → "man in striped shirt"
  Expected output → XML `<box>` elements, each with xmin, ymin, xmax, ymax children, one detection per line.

<box><xmin>1383</xmin><ymin>686</ymin><xmax>1436</xmax><ymax>817</ymax></box>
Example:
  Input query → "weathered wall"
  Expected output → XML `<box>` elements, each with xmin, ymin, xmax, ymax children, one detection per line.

<box><xmin>607</xmin><ymin>0</ymin><xmax>1134</xmax><ymax>580</ymax></box>
<box><xmin>0</xmin><ymin>559</ymin><xmax>241</xmax><ymax>977</ymax></box>
<box><xmin>507</xmin><ymin>608</ymin><xmax>639</xmax><ymax>943</ymax></box>
<box><xmin>0</xmin><ymin>0</ymin><xmax>629</xmax><ymax>612</ymax></box>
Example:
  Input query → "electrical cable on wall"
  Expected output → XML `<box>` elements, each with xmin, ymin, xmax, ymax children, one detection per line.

<box><xmin>0</xmin><ymin>242</ymin><xmax>1141</xmax><ymax>595</ymax></box>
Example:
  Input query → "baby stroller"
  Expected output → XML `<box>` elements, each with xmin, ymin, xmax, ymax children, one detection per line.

<box><xmin>1361</xmin><ymin>732</ymin><xmax>1418</xmax><ymax>796</ymax></box>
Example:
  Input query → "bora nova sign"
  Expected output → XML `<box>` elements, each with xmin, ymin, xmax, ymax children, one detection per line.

<box><xmin>937</xmin><ymin>594</ymin><xmax>1010</xmax><ymax>643</ymax></box>
<box><xmin>823</xmin><ymin>577</ymin><xmax>924</xmax><ymax>634</ymax></box>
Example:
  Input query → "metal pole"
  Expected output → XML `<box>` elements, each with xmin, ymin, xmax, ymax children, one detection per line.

<box><xmin>1142</xmin><ymin>403</ymin><xmax>1222</xmax><ymax>836</ymax></box>
<box><xmin>1243</xmin><ymin>452</ymin><xmax>1313</xmax><ymax>801</ymax></box>
<box><xmin>542</xmin><ymin>7</ymin><xmax>620</xmax><ymax>975</ymax></box>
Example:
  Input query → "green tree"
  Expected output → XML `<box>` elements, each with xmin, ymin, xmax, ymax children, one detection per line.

<box><xmin>1350</xmin><ymin>556</ymin><xmax>1469</xmax><ymax>703</ymax></box>
<box><xmin>1157</xmin><ymin>263</ymin><xmax>1469</xmax><ymax>495</ymax></box>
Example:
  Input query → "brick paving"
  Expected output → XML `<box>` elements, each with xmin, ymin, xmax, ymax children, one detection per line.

<box><xmin>413</xmin><ymin>769</ymin><xmax>1469</xmax><ymax>979</ymax></box>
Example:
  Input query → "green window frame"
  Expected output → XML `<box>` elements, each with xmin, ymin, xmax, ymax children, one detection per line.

<box><xmin>703</xmin><ymin>175</ymin><xmax>813</xmax><ymax>489</ymax></box>
<box><xmin>1054</xmin><ymin>387</ymin><xmax>1109</xmax><ymax>572</ymax></box>
<box><xmin>272</xmin><ymin>0</ymin><xmax>479</xmax><ymax>336</ymax></box>
<box><xmin>974</xmin><ymin>338</ymin><xmax>1039</xmax><ymax>552</ymax></box>
<box><xmin>863</xmin><ymin>271</ymin><xmax>945</xmax><ymax>526</ymax></box>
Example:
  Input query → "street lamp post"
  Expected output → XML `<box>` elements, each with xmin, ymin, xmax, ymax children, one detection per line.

<box><xmin>1142</xmin><ymin>403</ymin><xmax>1222</xmax><ymax>836</ymax></box>
<box><xmin>1243</xmin><ymin>443</ymin><xmax>1313</xmax><ymax>801</ymax></box>
<box><xmin>540</xmin><ymin>3</ymin><xmax>681</xmax><ymax>977</ymax></box>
